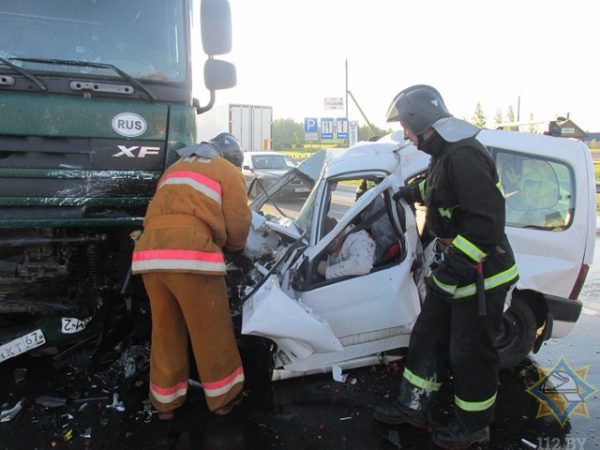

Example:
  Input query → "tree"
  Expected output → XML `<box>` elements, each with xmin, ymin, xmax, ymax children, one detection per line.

<box><xmin>506</xmin><ymin>106</ymin><xmax>518</xmax><ymax>131</ymax></box>
<box><xmin>272</xmin><ymin>118</ymin><xmax>304</xmax><ymax>150</ymax></box>
<box><xmin>471</xmin><ymin>102</ymin><xmax>487</xmax><ymax>128</ymax></box>
<box><xmin>527</xmin><ymin>113</ymin><xmax>538</xmax><ymax>134</ymax></box>
<box><xmin>357</xmin><ymin>124</ymin><xmax>393</xmax><ymax>142</ymax></box>
<box><xmin>494</xmin><ymin>109</ymin><xmax>504</xmax><ymax>127</ymax></box>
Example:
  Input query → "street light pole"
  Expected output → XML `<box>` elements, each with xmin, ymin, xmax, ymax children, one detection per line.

<box><xmin>345</xmin><ymin>59</ymin><xmax>349</xmax><ymax>146</ymax></box>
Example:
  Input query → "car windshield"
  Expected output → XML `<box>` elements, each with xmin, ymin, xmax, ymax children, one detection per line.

<box><xmin>0</xmin><ymin>0</ymin><xmax>187</xmax><ymax>82</ymax></box>
<box><xmin>252</xmin><ymin>155</ymin><xmax>298</xmax><ymax>170</ymax></box>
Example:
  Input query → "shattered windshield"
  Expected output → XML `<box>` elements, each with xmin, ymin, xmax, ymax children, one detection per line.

<box><xmin>0</xmin><ymin>0</ymin><xmax>187</xmax><ymax>82</ymax></box>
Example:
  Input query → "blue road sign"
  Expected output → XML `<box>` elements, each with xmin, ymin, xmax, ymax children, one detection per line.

<box><xmin>304</xmin><ymin>118</ymin><xmax>318</xmax><ymax>133</ymax></box>
<box><xmin>321</xmin><ymin>118</ymin><xmax>334</xmax><ymax>140</ymax></box>
<box><xmin>336</xmin><ymin>118</ymin><xmax>348</xmax><ymax>139</ymax></box>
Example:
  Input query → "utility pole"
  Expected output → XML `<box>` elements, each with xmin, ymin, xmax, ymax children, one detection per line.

<box><xmin>345</xmin><ymin>59</ymin><xmax>349</xmax><ymax>147</ymax></box>
<box><xmin>344</xmin><ymin>59</ymin><xmax>376</xmax><ymax>135</ymax></box>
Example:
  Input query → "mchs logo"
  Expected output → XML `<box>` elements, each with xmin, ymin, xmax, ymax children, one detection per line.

<box><xmin>112</xmin><ymin>112</ymin><xmax>147</xmax><ymax>137</ymax></box>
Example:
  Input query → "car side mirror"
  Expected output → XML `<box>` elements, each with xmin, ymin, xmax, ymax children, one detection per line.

<box><xmin>204</xmin><ymin>58</ymin><xmax>236</xmax><ymax>91</ymax></box>
<box><xmin>201</xmin><ymin>0</ymin><xmax>232</xmax><ymax>55</ymax></box>
<box><xmin>243</xmin><ymin>165</ymin><xmax>252</xmax><ymax>171</ymax></box>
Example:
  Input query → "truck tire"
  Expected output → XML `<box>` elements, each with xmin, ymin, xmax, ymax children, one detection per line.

<box><xmin>495</xmin><ymin>297</ymin><xmax>537</xmax><ymax>369</ymax></box>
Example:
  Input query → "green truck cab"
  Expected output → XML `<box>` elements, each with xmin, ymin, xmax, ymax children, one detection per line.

<box><xmin>0</xmin><ymin>0</ymin><xmax>235</xmax><ymax>363</ymax></box>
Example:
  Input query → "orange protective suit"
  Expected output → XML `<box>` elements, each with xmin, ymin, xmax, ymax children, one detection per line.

<box><xmin>132</xmin><ymin>154</ymin><xmax>251</xmax><ymax>413</ymax></box>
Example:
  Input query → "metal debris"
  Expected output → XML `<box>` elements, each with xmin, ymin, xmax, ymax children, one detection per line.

<box><xmin>521</xmin><ymin>438</ymin><xmax>537</xmax><ymax>449</ymax></box>
<box><xmin>35</xmin><ymin>395</ymin><xmax>66</xmax><ymax>408</ymax></box>
<box><xmin>106</xmin><ymin>393</ymin><xmax>125</xmax><ymax>412</ymax></box>
<box><xmin>81</xmin><ymin>427</ymin><xmax>92</xmax><ymax>439</ymax></box>
<box><xmin>13</xmin><ymin>368</ymin><xmax>27</xmax><ymax>383</ymax></box>
<box><xmin>0</xmin><ymin>398</ymin><xmax>25</xmax><ymax>423</ymax></box>
<box><xmin>72</xmin><ymin>396</ymin><xmax>109</xmax><ymax>404</ymax></box>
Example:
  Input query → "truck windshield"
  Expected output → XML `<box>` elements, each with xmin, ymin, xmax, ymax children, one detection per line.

<box><xmin>0</xmin><ymin>0</ymin><xmax>187</xmax><ymax>82</ymax></box>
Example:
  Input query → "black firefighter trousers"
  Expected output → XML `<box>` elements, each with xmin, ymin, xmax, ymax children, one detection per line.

<box><xmin>402</xmin><ymin>284</ymin><xmax>510</xmax><ymax>431</ymax></box>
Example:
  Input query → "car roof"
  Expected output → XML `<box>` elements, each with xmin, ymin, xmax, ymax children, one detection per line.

<box><xmin>245</xmin><ymin>151</ymin><xmax>290</xmax><ymax>157</ymax></box>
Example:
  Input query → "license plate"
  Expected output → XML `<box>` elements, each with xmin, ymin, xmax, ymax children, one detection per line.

<box><xmin>0</xmin><ymin>329</ymin><xmax>46</xmax><ymax>363</ymax></box>
<box><xmin>295</xmin><ymin>187</ymin><xmax>310</xmax><ymax>193</ymax></box>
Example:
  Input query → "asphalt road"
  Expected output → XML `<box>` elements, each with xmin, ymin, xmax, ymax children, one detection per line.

<box><xmin>0</xmin><ymin>224</ymin><xmax>599</xmax><ymax>450</ymax></box>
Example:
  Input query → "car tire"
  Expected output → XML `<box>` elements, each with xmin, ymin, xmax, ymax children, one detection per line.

<box><xmin>495</xmin><ymin>296</ymin><xmax>537</xmax><ymax>369</ymax></box>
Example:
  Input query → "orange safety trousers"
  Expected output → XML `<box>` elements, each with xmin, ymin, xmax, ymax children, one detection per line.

<box><xmin>142</xmin><ymin>272</ymin><xmax>244</xmax><ymax>413</ymax></box>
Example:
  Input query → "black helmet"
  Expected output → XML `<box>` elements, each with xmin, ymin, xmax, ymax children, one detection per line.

<box><xmin>386</xmin><ymin>84</ymin><xmax>451</xmax><ymax>135</ymax></box>
<box><xmin>211</xmin><ymin>132</ymin><xmax>243</xmax><ymax>168</ymax></box>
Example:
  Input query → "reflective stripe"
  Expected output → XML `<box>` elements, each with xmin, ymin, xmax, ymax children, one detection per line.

<box><xmin>455</xmin><ymin>392</ymin><xmax>497</xmax><ymax>412</ymax></box>
<box><xmin>437</xmin><ymin>205</ymin><xmax>458</xmax><ymax>219</ymax></box>
<box><xmin>203</xmin><ymin>366</ymin><xmax>245</xmax><ymax>398</ymax></box>
<box><xmin>158</xmin><ymin>171</ymin><xmax>222</xmax><ymax>205</ymax></box>
<box><xmin>132</xmin><ymin>249</ymin><xmax>226</xmax><ymax>273</ymax></box>
<box><xmin>403</xmin><ymin>367</ymin><xmax>442</xmax><ymax>392</ymax></box>
<box><xmin>453</xmin><ymin>264</ymin><xmax>519</xmax><ymax>299</ymax></box>
<box><xmin>150</xmin><ymin>381</ymin><xmax>188</xmax><ymax>404</ymax></box>
<box><xmin>432</xmin><ymin>274</ymin><xmax>457</xmax><ymax>296</ymax></box>
<box><xmin>418</xmin><ymin>180</ymin><xmax>427</xmax><ymax>201</ymax></box>
<box><xmin>453</xmin><ymin>234</ymin><xmax>487</xmax><ymax>263</ymax></box>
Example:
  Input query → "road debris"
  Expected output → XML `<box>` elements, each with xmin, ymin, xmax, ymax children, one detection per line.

<box><xmin>13</xmin><ymin>368</ymin><xmax>27</xmax><ymax>383</ymax></box>
<box><xmin>332</xmin><ymin>365</ymin><xmax>347</xmax><ymax>383</ymax></box>
<box><xmin>0</xmin><ymin>398</ymin><xmax>25</xmax><ymax>422</ymax></box>
<box><xmin>521</xmin><ymin>438</ymin><xmax>537</xmax><ymax>449</ymax></box>
<box><xmin>106</xmin><ymin>393</ymin><xmax>125</xmax><ymax>412</ymax></box>
<box><xmin>35</xmin><ymin>395</ymin><xmax>66</xmax><ymax>408</ymax></box>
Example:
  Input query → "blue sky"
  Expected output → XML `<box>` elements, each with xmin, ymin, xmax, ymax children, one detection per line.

<box><xmin>213</xmin><ymin>0</ymin><xmax>599</xmax><ymax>132</ymax></box>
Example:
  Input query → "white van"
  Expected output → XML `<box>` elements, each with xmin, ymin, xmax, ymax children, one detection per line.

<box><xmin>233</xmin><ymin>129</ymin><xmax>595</xmax><ymax>379</ymax></box>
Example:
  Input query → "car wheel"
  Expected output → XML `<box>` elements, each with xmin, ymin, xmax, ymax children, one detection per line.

<box><xmin>495</xmin><ymin>297</ymin><xmax>537</xmax><ymax>369</ymax></box>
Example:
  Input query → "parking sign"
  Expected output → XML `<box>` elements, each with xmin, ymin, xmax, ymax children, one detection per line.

<box><xmin>304</xmin><ymin>118</ymin><xmax>318</xmax><ymax>133</ymax></box>
<box><xmin>304</xmin><ymin>117</ymin><xmax>318</xmax><ymax>141</ymax></box>
<box><xmin>336</xmin><ymin>118</ymin><xmax>348</xmax><ymax>140</ymax></box>
<box><xmin>321</xmin><ymin>118</ymin><xmax>334</xmax><ymax>140</ymax></box>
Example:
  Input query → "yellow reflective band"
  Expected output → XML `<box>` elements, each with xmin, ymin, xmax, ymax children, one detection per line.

<box><xmin>455</xmin><ymin>392</ymin><xmax>497</xmax><ymax>412</ymax></box>
<box><xmin>496</xmin><ymin>180</ymin><xmax>504</xmax><ymax>193</ymax></box>
<box><xmin>432</xmin><ymin>274</ymin><xmax>457</xmax><ymax>296</ymax></box>
<box><xmin>418</xmin><ymin>180</ymin><xmax>427</xmax><ymax>202</ymax></box>
<box><xmin>453</xmin><ymin>264</ymin><xmax>519</xmax><ymax>299</ymax></box>
<box><xmin>437</xmin><ymin>205</ymin><xmax>458</xmax><ymax>219</ymax></box>
<box><xmin>453</xmin><ymin>234</ymin><xmax>487</xmax><ymax>263</ymax></box>
<box><xmin>403</xmin><ymin>367</ymin><xmax>442</xmax><ymax>392</ymax></box>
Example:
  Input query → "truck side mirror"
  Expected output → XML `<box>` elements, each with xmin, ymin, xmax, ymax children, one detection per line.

<box><xmin>201</xmin><ymin>0</ymin><xmax>232</xmax><ymax>55</ymax></box>
<box><xmin>204</xmin><ymin>58</ymin><xmax>236</xmax><ymax>91</ymax></box>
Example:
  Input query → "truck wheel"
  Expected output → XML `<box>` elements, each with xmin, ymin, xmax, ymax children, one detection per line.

<box><xmin>495</xmin><ymin>298</ymin><xmax>537</xmax><ymax>369</ymax></box>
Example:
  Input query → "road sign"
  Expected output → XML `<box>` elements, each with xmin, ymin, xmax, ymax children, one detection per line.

<box><xmin>304</xmin><ymin>117</ymin><xmax>318</xmax><ymax>141</ymax></box>
<box><xmin>304</xmin><ymin>118</ymin><xmax>318</xmax><ymax>133</ymax></box>
<box><xmin>349</xmin><ymin>120</ymin><xmax>359</xmax><ymax>147</ymax></box>
<box><xmin>321</xmin><ymin>118</ymin><xmax>334</xmax><ymax>140</ymax></box>
<box><xmin>324</xmin><ymin>97</ymin><xmax>344</xmax><ymax>110</ymax></box>
<box><xmin>336</xmin><ymin>118</ymin><xmax>348</xmax><ymax>140</ymax></box>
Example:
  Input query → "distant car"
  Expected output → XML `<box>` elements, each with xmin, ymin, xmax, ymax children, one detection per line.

<box><xmin>242</xmin><ymin>151</ymin><xmax>313</xmax><ymax>198</ymax></box>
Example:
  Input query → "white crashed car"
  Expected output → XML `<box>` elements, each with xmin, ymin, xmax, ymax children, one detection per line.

<box><xmin>228</xmin><ymin>130</ymin><xmax>595</xmax><ymax>381</ymax></box>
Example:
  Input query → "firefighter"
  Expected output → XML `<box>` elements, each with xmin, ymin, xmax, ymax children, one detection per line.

<box><xmin>373</xmin><ymin>85</ymin><xmax>519</xmax><ymax>449</ymax></box>
<box><xmin>132</xmin><ymin>133</ymin><xmax>251</xmax><ymax>420</ymax></box>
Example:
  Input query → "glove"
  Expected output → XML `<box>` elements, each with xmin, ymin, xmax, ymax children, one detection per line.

<box><xmin>426</xmin><ymin>247</ymin><xmax>476</xmax><ymax>300</ymax></box>
<box><xmin>393</xmin><ymin>186</ymin><xmax>414</xmax><ymax>202</ymax></box>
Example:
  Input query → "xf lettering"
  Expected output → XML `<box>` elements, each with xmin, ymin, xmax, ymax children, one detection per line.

<box><xmin>113</xmin><ymin>146</ymin><xmax>160</xmax><ymax>158</ymax></box>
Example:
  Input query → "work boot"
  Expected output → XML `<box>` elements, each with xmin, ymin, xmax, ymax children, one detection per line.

<box><xmin>373</xmin><ymin>382</ymin><xmax>432</xmax><ymax>429</ymax></box>
<box><xmin>432</xmin><ymin>420</ymin><xmax>490</xmax><ymax>449</ymax></box>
